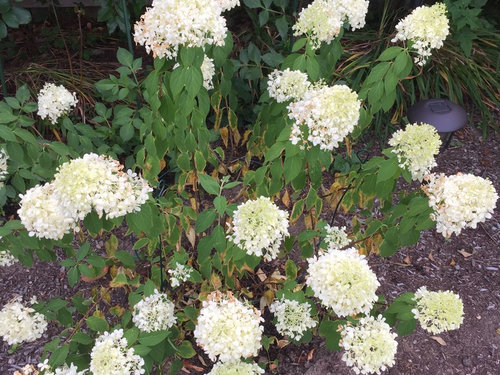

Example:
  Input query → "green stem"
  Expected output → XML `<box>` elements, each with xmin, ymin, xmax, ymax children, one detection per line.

<box><xmin>120</xmin><ymin>0</ymin><xmax>134</xmax><ymax>55</ymax></box>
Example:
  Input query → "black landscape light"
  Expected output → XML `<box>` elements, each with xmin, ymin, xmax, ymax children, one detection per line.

<box><xmin>407</xmin><ymin>99</ymin><xmax>468</xmax><ymax>150</ymax></box>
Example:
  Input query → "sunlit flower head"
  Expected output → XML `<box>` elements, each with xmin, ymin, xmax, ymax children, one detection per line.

<box><xmin>194</xmin><ymin>291</ymin><xmax>264</xmax><ymax>362</ymax></box>
<box><xmin>269</xmin><ymin>298</ymin><xmax>317</xmax><ymax>341</ymax></box>
<box><xmin>423</xmin><ymin>173</ymin><xmax>498</xmax><ymax>237</ymax></box>
<box><xmin>392</xmin><ymin>3</ymin><xmax>449</xmax><ymax>65</ymax></box>
<box><xmin>18</xmin><ymin>183</ymin><xmax>77</xmax><ymax>240</ymax></box>
<box><xmin>168</xmin><ymin>263</ymin><xmax>193</xmax><ymax>288</ymax></box>
<box><xmin>37</xmin><ymin>361</ymin><xmax>87</xmax><ymax>375</ymax></box>
<box><xmin>90</xmin><ymin>329</ymin><xmax>145</xmax><ymax>375</ymax></box>
<box><xmin>132</xmin><ymin>289</ymin><xmax>177</xmax><ymax>332</ymax></box>
<box><xmin>288</xmin><ymin>84</ymin><xmax>361</xmax><ymax>151</ymax></box>
<box><xmin>341</xmin><ymin>315</ymin><xmax>398</xmax><ymax>375</ymax></box>
<box><xmin>0</xmin><ymin>297</ymin><xmax>48</xmax><ymax>345</ymax></box>
<box><xmin>52</xmin><ymin>153</ymin><xmax>151</xmax><ymax>220</ymax></box>
<box><xmin>134</xmin><ymin>0</ymin><xmax>228</xmax><ymax>60</ymax></box>
<box><xmin>207</xmin><ymin>360</ymin><xmax>264</xmax><ymax>375</ymax></box>
<box><xmin>37</xmin><ymin>83</ymin><xmax>78</xmax><ymax>124</ymax></box>
<box><xmin>267</xmin><ymin>68</ymin><xmax>310</xmax><ymax>103</ymax></box>
<box><xmin>389</xmin><ymin>123</ymin><xmax>441</xmax><ymax>181</ymax></box>
<box><xmin>306</xmin><ymin>248</ymin><xmax>380</xmax><ymax>316</ymax></box>
<box><xmin>201</xmin><ymin>55</ymin><xmax>216</xmax><ymax>90</ymax></box>
<box><xmin>412</xmin><ymin>287</ymin><xmax>464</xmax><ymax>334</ymax></box>
<box><xmin>228</xmin><ymin>196</ymin><xmax>289</xmax><ymax>261</ymax></box>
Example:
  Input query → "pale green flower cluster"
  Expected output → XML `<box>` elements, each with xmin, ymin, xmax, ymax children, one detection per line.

<box><xmin>392</xmin><ymin>3</ymin><xmax>449</xmax><ymax>66</ymax></box>
<box><xmin>0</xmin><ymin>250</ymin><xmax>17</xmax><ymax>267</ymax></box>
<box><xmin>0</xmin><ymin>147</ymin><xmax>8</xmax><ymax>188</ymax></box>
<box><xmin>90</xmin><ymin>329</ymin><xmax>145</xmax><ymax>375</ymax></box>
<box><xmin>134</xmin><ymin>0</ymin><xmax>228</xmax><ymax>60</ymax></box>
<box><xmin>269</xmin><ymin>298</ymin><xmax>317</xmax><ymax>341</ymax></box>
<box><xmin>37</xmin><ymin>83</ymin><xmax>78</xmax><ymax>124</ymax></box>
<box><xmin>18</xmin><ymin>154</ymin><xmax>151</xmax><ymax>240</ymax></box>
<box><xmin>267</xmin><ymin>68</ymin><xmax>310</xmax><ymax>103</ymax></box>
<box><xmin>228</xmin><ymin>196</ymin><xmax>289</xmax><ymax>261</ymax></box>
<box><xmin>293</xmin><ymin>0</ymin><xmax>369</xmax><ymax>49</ymax></box>
<box><xmin>423</xmin><ymin>173</ymin><xmax>498</xmax><ymax>237</ymax></box>
<box><xmin>201</xmin><ymin>55</ymin><xmax>216</xmax><ymax>90</ymax></box>
<box><xmin>388</xmin><ymin>123</ymin><xmax>441</xmax><ymax>181</ymax></box>
<box><xmin>207</xmin><ymin>360</ymin><xmax>264</xmax><ymax>375</ymax></box>
<box><xmin>341</xmin><ymin>315</ymin><xmax>398</xmax><ymax>375</ymax></box>
<box><xmin>323</xmin><ymin>225</ymin><xmax>350</xmax><ymax>250</ymax></box>
<box><xmin>132</xmin><ymin>290</ymin><xmax>177</xmax><ymax>332</ymax></box>
<box><xmin>288</xmin><ymin>84</ymin><xmax>361</xmax><ymax>151</ymax></box>
<box><xmin>38</xmin><ymin>360</ymin><xmax>87</xmax><ymax>375</ymax></box>
<box><xmin>293</xmin><ymin>0</ymin><xmax>343</xmax><ymax>49</ymax></box>
<box><xmin>194</xmin><ymin>291</ymin><xmax>264</xmax><ymax>362</ymax></box>
<box><xmin>168</xmin><ymin>263</ymin><xmax>193</xmax><ymax>287</ymax></box>
<box><xmin>412</xmin><ymin>287</ymin><xmax>464</xmax><ymax>334</ymax></box>
<box><xmin>0</xmin><ymin>297</ymin><xmax>48</xmax><ymax>345</ymax></box>
<box><xmin>306</xmin><ymin>248</ymin><xmax>380</xmax><ymax>316</ymax></box>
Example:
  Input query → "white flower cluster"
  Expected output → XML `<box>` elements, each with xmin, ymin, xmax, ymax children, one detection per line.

<box><xmin>423</xmin><ymin>173</ymin><xmax>498</xmax><ymax>237</ymax></box>
<box><xmin>288</xmin><ymin>84</ymin><xmax>361</xmax><ymax>151</ymax></box>
<box><xmin>168</xmin><ymin>263</ymin><xmax>193</xmax><ymax>288</ymax></box>
<box><xmin>38</xmin><ymin>360</ymin><xmax>87</xmax><ymax>375</ymax></box>
<box><xmin>134</xmin><ymin>0</ymin><xmax>228</xmax><ymax>60</ymax></box>
<box><xmin>215</xmin><ymin>0</ymin><xmax>240</xmax><ymax>12</ymax></box>
<box><xmin>269</xmin><ymin>298</ymin><xmax>317</xmax><ymax>341</ymax></box>
<box><xmin>18</xmin><ymin>154</ymin><xmax>152</xmax><ymax>240</ymax></box>
<box><xmin>267</xmin><ymin>68</ymin><xmax>310</xmax><ymax>103</ymax></box>
<box><xmin>90</xmin><ymin>329</ymin><xmax>145</xmax><ymax>375</ymax></box>
<box><xmin>388</xmin><ymin>123</ymin><xmax>441</xmax><ymax>182</ymax></box>
<box><xmin>392</xmin><ymin>3</ymin><xmax>450</xmax><ymax>66</ymax></box>
<box><xmin>227</xmin><ymin>196</ymin><xmax>289</xmax><ymax>261</ymax></box>
<box><xmin>293</xmin><ymin>0</ymin><xmax>369</xmax><ymax>49</ymax></box>
<box><xmin>0</xmin><ymin>297</ymin><xmax>48</xmax><ymax>345</ymax></box>
<box><xmin>0</xmin><ymin>147</ymin><xmax>8</xmax><ymax>187</ymax></box>
<box><xmin>0</xmin><ymin>250</ymin><xmax>18</xmax><ymax>267</ymax></box>
<box><xmin>306</xmin><ymin>248</ymin><xmax>380</xmax><ymax>316</ymax></box>
<box><xmin>37</xmin><ymin>83</ymin><xmax>78</xmax><ymax>124</ymax></box>
<box><xmin>341</xmin><ymin>315</ymin><xmax>398</xmax><ymax>375</ymax></box>
<box><xmin>132</xmin><ymin>290</ymin><xmax>177</xmax><ymax>332</ymax></box>
<box><xmin>201</xmin><ymin>55</ymin><xmax>216</xmax><ymax>90</ymax></box>
<box><xmin>323</xmin><ymin>225</ymin><xmax>351</xmax><ymax>250</ymax></box>
<box><xmin>18</xmin><ymin>183</ymin><xmax>78</xmax><ymax>240</ymax></box>
<box><xmin>194</xmin><ymin>291</ymin><xmax>264</xmax><ymax>362</ymax></box>
<box><xmin>207</xmin><ymin>360</ymin><xmax>264</xmax><ymax>375</ymax></box>
<box><xmin>293</xmin><ymin>0</ymin><xmax>343</xmax><ymax>49</ymax></box>
<box><xmin>412</xmin><ymin>286</ymin><xmax>464</xmax><ymax>334</ymax></box>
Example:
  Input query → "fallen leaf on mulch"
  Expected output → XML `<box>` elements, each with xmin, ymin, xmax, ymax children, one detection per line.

<box><xmin>307</xmin><ymin>348</ymin><xmax>315</xmax><ymax>361</ymax></box>
<box><xmin>450</xmin><ymin>258</ymin><xmax>456</xmax><ymax>266</ymax></box>
<box><xmin>403</xmin><ymin>255</ymin><xmax>411</xmax><ymax>264</ymax></box>
<box><xmin>256</xmin><ymin>268</ymin><xmax>267</xmax><ymax>282</ymax></box>
<box><xmin>183</xmin><ymin>360</ymin><xmax>204</xmax><ymax>372</ymax></box>
<box><xmin>458</xmin><ymin>249</ymin><xmax>473</xmax><ymax>258</ymax></box>
<box><xmin>428</xmin><ymin>252</ymin><xmax>435</xmax><ymax>262</ymax></box>
<box><xmin>431</xmin><ymin>336</ymin><xmax>447</xmax><ymax>346</ymax></box>
<box><xmin>496</xmin><ymin>328</ymin><xmax>500</xmax><ymax>335</ymax></box>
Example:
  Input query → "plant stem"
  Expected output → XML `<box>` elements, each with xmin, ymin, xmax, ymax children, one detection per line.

<box><xmin>0</xmin><ymin>57</ymin><xmax>7</xmax><ymax>97</ymax></box>
<box><xmin>120</xmin><ymin>0</ymin><xmax>134</xmax><ymax>55</ymax></box>
<box><xmin>50</xmin><ymin>0</ymin><xmax>74</xmax><ymax>82</ymax></box>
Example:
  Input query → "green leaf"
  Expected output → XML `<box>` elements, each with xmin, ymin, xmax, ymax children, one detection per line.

<box><xmin>76</xmin><ymin>243</ymin><xmax>90</xmax><ymax>261</ymax></box>
<box><xmin>378</xmin><ymin>46</ymin><xmax>404</xmax><ymax>61</ymax></box>
<box><xmin>275</xmin><ymin>16</ymin><xmax>288</xmax><ymax>39</ymax></box>
<box><xmin>115</xmin><ymin>250</ymin><xmax>136</xmax><ymax>269</ymax></box>
<box><xmin>116</xmin><ymin>47</ymin><xmax>133</xmax><ymax>67</ymax></box>
<box><xmin>243</xmin><ymin>0</ymin><xmax>261</xmax><ymax>8</ymax></box>
<box><xmin>194</xmin><ymin>150</ymin><xmax>206</xmax><ymax>172</ymax></box>
<box><xmin>71</xmin><ymin>332</ymin><xmax>93</xmax><ymax>345</ymax></box>
<box><xmin>285</xmin><ymin>259</ymin><xmax>298</xmax><ymax>280</ymax></box>
<box><xmin>67</xmin><ymin>267</ymin><xmax>80</xmax><ymax>287</ymax></box>
<box><xmin>11</xmin><ymin>7</ymin><xmax>31</xmax><ymax>25</ymax></box>
<box><xmin>86</xmin><ymin>316</ymin><xmax>109</xmax><ymax>332</ymax></box>
<box><xmin>139</xmin><ymin>330</ymin><xmax>170</xmax><ymax>346</ymax></box>
<box><xmin>49</xmin><ymin>344</ymin><xmax>69</xmax><ymax>368</ymax></box>
<box><xmin>397</xmin><ymin>318</ymin><xmax>417</xmax><ymax>336</ymax></box>
<box><xmin>318</xmin><ymin>319</ymin><xmax>344</xmax><ymax>351</ymax></box>
<box><xmin>176</xmin><ymin>340</ymin><xmax>196</xmax><ymax>358</ymax></box>
<box><xmin>198</xmin><ymin>174</ymin><xmax>220</xmax><ymax>195</ymax></box>
<box><xmin>262</xmin><ymin>51</ymin><xmax>284</xmax><ymax>67</ymax></box>
<box><xmin>292</xmin><ymin>38</ymin><xmax>307</xmax><ymax>52</ymax></box>
<box><xmin>214</xmin><ymin>195</ymin><xmax>227</xmax><ymax>216</ymax></box>
<box><xmin>376</xmin><ymin>158</ymin><xmax>399</xmax><ymax>183</ymax></box>
<box><xmin>195</xmin><ymin>209</ymin><xmax>216</xmax><ymax>233</ymax></box>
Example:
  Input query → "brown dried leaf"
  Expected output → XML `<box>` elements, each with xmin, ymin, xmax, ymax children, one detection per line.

<box><xmin>307</xmin><ymin>348</ymin><xmax>315</xmax><ymax>361</ymax></box>
<box><xmin>187</xmin><ymin>226</ymin><xmax>196</xmax><ymax>248</ymax></box>
<box><xmin>256</xmin><ymin>268</ymin><xmax>267</xmax><ymax>282</ymax></box>
<box><xmin>281</xmin><ymin>189</ymin><xmax>291</xmax><ymax>208</ymax></box>
<box><xmin>403</xmin><ymin>255</ymin><xmax>411</xmax><ymax>265</ymax></box>
<box><xmin>428</xmin><ymin>252</ymin><xmax>435</xmax><ymax>262</ymax></box>
<box><xmin>431</xmin><ymin>336</ymin><xmax>447</xmax><ymax>346</ymax></box>
<box><xmin>450</xmin><ymin>257</ymin><xmax>456</xmax><ymax>267</ymax></box>
<box><xmin>183</xmin><ymin>360</ymin><xmax>204</xmax><ymax>372</ymax></box>
<box><xmin>277</xmin><ymin>339</ymin><xmax>289</xmax><ymax>348</ymax></box>
<box><xmin>496</xmin><ymin>328</ymin><xmax>500</xmax><ymax>335</ymax></box>
<box><xmin>458</xmin><ymin>249</ymin><xmax>473</xmax><ymax>258</ymax></box>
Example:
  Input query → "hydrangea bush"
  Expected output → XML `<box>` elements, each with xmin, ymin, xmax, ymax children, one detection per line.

<box><xmin>0</xmin><ymin>1</ymin><xmax>497</xmax><ymax>374</ymax></box>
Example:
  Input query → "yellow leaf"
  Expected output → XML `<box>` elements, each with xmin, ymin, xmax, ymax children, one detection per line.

<box><xmin>281</xmin><ymin>188</ymin><xmax>290</xmax><ymax>208</ymax></box>
<box><xmin>220</xmin><ymin>126</ymin><xmax>229</xmax><ymax>147</ymax></box>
